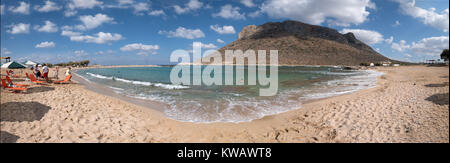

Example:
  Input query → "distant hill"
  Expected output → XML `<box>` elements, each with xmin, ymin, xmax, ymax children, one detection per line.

<box><xmin>202</xmin><ymin>20</ymin><xmax>392</xmax><ymax>66</ymax></box>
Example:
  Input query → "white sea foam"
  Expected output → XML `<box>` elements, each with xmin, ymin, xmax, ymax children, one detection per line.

<box><xmin>85</xmin><ymin>72</ymin><xmax>189</xmax><ymax>90</ymax></box>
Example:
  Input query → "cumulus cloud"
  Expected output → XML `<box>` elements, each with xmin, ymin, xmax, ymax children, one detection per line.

<box><xmin>213</xmin><ymin>5</ymin><xmax>246</xmax><ymax>20</ymax></box>
<box><xmin>193</xmin><ymin>42</ymin><xmax>218</xmax><ymax>49</ymax></box>
<box><xmin>61</xmin><ymin>30</ymin><xmax>82</xmax><ymax>37</ymax></box>
<box><xmin>261</xmin><ymin>0</ymin><xmax>375</xmax><ymax>26</ymax></box>
<box><xmin>394</xmin><ymin>0</ymin><xmax>449</xmax><ymax>32</ymax></box>
<box><xmin>69</xmin><ymin>32</ymin><xmax>123</xmax><ymax>44</ymax></box>
<box><xmin>34</xmin><ymin>21</ymin><xmax>59</xmax><ymax>33</ymax></box>
<box><xmin>385</xmin><ymin>36</ymin><xmax>394</xmax><ymax>44</ymax></box>
<box><xmin>410</xmin><ymin>36</ymin><xmax>449</xmax><ymax>56</ymax></box>
<box><xmin>9</xmin><ymin>1</ymin><xmax>30</xmax><ymax>15</ymax></box>
<box><xmin>174</xmin><ymin>0</ymin><xmax>203</xmax><ymax>14</ymax></box>
<box><xmin>210</xmin><ymin>25</ymin><xmax>236</xmax><ymax>34</ymax></box>
<box><xmin>65</xmin><ymin>0</ymin><xmax>104</xmax><ymax>17</ymax></box>
<box><xmin>36</xmin><ymin>41</ymin><xmax>56</xmax><ymax>48</ymax></box>
<box><xmin>240</xmin><ymin>0</ymin><xmax>256</xmax><ymax>7</ymax></box>
<box><xmin>340</xmin><ymin>28</ymin><xmax>384</xmax><ymax>45</ymax></box>
<box><xmin>74</xmin><ymin>50</ymin><xmax>88</xmax><ymax>57</ymax></box>
<box><xmin>120</xmin><ymin>43</ymin><xmax>160</xmax><ymax>55</ymax></box>
<box><xmin>217</xmin><ymin>39</ymin><xmax>226</xmax><ymax>44</ymax></box>
<box><xmin>158</xmin><ymin>27</ymin><xmax>205</xmax><ymax>39</ymax></box>
<box><xmin>34</xmin><ymin>1</ymin><xmax>61</xmax><ymax>12</ymax></box>
<box><xmin>148</xmin><ymin>10</ymin><xmax>166</xmax><ymax>16</ymax></box>
<box><xmin>7</xmin><ymin>23</ymin><xmax>30</xmax><ymax>34</ymax></box>
<box><xmin>391</xmin><ymin>40</ymin><xmax>410</xmax><ymax>52</ymax></box>
<box><xmin>75</xmin><ymin>13</ymin><xmax>115</xmax><ymax>31</ymax></box>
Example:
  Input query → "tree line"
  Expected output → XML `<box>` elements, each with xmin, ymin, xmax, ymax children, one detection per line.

<box><xmin>44</xmin><ymin>60</ymin><xmax>90</xmax><ymax>68</ymax></box>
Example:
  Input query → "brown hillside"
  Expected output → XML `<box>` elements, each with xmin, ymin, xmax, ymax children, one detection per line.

<box><xmin>202</xmin><ymin>20</ymin><xmax>391</xmax><ymax>66</ymax></box>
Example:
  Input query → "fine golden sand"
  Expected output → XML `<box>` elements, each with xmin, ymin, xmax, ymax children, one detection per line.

<box><xmin>1</xmin><ymin>65</ymin><xmax>448</xmax><ymax>143</ymax></box>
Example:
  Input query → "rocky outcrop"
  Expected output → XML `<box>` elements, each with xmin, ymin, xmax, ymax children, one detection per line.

<box><xmin>204</xmin><ymin>20</ymin><xmax>391</xmax><ymax>66</ymax></box>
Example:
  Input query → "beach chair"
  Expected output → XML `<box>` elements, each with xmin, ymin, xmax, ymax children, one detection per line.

<box><xmin>1</xmin><ymin>79</ymin><xmax>28</xmax><ymax>93</ymax></box>
<box><xmin>26</xmin><ymin>73</ymin><xmax>47</xmax><ymax>84</ymax></box>
<box><xmin>6</xmin><ymin>70</ymin><xmax>20</xmax><ymax>78</ymax></box>
<box><xmin>6</xmin><ymin>76</ymin><xmax>30</xmax><ymax>87</ymax></box>
<box><xmin>54</xmin><ymin>75</ymin><xmax>72</xmax><ymax>84</ymax></box>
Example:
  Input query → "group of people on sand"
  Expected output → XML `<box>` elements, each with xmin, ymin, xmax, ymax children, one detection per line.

<box><xmin>30</xmin><ymin>64</ymin><xmax>72</xmax><ymax>82</ymax></box>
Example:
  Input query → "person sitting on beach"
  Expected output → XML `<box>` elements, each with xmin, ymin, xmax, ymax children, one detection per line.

<box><xmin>42</xmin><ymin>64</ymin><xmax>49</xmax><ymax>82</ymax></box>
<box><xmin>65</xmin><ymin>67</ymin><xmax>72</xmax><ymax>81</ymax></box>
<box><xmin>35</xmin><ymin>65</ymin><xmax>41</xmax><ymax>79</ymax></box>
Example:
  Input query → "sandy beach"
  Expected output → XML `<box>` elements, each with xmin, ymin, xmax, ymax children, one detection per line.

<box><xmin>1</xmin><ymin>65</ymin><xmax>448</xmax><ymax>143</ymax></box>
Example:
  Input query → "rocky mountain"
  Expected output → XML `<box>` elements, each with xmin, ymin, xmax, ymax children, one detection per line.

<box><xmin>203</xmin><ymin>20</ymin><xmax>391</xmax><ymax>66</ymax></box>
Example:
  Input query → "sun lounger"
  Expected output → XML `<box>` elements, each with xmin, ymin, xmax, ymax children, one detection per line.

<box><xmin>26</xmin><ymin>73</ymin><xmax>47</xmax><ymax>84</ymax></box>
<box><xmin>1</xmin><ymin>79</ymin><xmax>28</xmax><ymax>93</ymax></box>
<box><xmin>54</xmin><ymin>75</ymin><xmax>72</xmax><ymax>84</ymax></box>
<box><xmin>6</xmin><ymin>70</ymin><xmax>20</xmax><ymax>78</ymax></box>
<box><xmin>5</xmin><ymin>76</ymin><xmax>30</xmax><ymax>87</ymax></box>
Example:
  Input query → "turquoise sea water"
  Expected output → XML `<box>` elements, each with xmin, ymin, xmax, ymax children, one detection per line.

<box><xmin>76</xmin><ymin>66</ymin><xmax>382</xmax><ymax>123</ymax></box>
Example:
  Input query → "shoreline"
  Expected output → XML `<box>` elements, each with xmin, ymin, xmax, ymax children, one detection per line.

<box><xmin>1</xmin><ymin>65</ymin><xmax>448</xmax><ymax>143</ymax></box>
<box><xmin>72</xmin><ymin>66</ymin><xmax>382</xmax><ymax>124</ymax></box>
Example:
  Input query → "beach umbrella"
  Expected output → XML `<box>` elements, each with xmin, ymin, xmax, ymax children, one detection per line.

<box><xmin>22</xmin><ymin>60</ymin><xmax>38</xmax><ymax>67</ymax></box>
<box><xmin>1</xmin><ymin>61</ymin><xmax>27</xmax><ymax>69</ymax></box>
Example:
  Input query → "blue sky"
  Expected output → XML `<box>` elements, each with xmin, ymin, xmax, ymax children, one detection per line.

<box><xmin>1</xmin><ymin>0</ymin><xmax>449</xmax><ymax>65</ymax></box>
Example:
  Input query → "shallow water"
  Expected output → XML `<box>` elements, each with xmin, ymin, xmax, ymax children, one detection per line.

<box><xmin>76</xmin><ymin>66</ymin><xmax>383</xmax><ymax>123</ymax></box>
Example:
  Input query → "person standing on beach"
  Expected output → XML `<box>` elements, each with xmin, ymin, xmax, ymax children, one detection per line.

<box><xmin>35</xmin><ymin>65</ymin><xmax>41</xmax><ymax>79</ymax></box>
<box><xmin>65</xmin><ymin>67</ymin><xmax>72</xmax><ymax>81</ymax></box>
<box><xmin>43</xmin><ymin>64</ymin><xmax>49</xmax><ymax>82</ymax></box>
<box><xmin>53</xmin><ymin>66</ymin><xmax>59</xmax><ymax>79</ymax></box>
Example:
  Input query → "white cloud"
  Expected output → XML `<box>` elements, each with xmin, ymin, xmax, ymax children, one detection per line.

<box><xmin>340</xmin><ymin>28</ymin><xmax>384</xmax><ymax>45</ymax></box>
<box><xmin>240</xmin><ymin>0</ymin><xmax>256</xmax><ymax>7</ymax></box>
<box><xmin>61</xmin><ymin>30</ymin><xmax>82</xmax><ymax>37</ymax></box>
<box><xmin>36</xmin><ymin>41</ymin><xmax>56</xmax><ymax>48</ymax></box>
<box><xmin>74</xmin><ymin>50</ymin><xmax>88</xmax><ymax>57</ymax></box>
<box><xmin>394</xmin><ymin>0</ymin><xmax>449</xmax><ymax>32</ymax></box>
<box><xmin>7</xmin><ymin>23</ymin><xmax>30</xmax><ymax>34</ymax></box>
<box><xmin>76</xmin><ymin>13</ymin><xmax>115</xmax><ymax>30</ymax></box>
<box><xmin>385</xmin><ymin>36</ymin><xmax>394</xmax><ymax>44</ymax></box>
<box><xmin>34</xmin><ymin>21</ymin><xmax>59</xmax><ymax>33</ymax></box>
<box><xmin>68</xmin><ymin>0</ymin><xmax>103</xmax><ymax>9</ymax></box>
<box><xmin>410</xmin><ymin>36</ymin><xmax>449</xmax><ymax>56</ymax></box>
<box><xmin>193</xmin><ymin>42</ymin><xmax>218</xmax><ymax>49</ymax></box>
<box><xmin>96</xmin><ymin>50</ymin><xmax>116</xmax><ymax>55</ymax></box>
<box><xmin>217</xmin><ymin>39</ymin><xmax>225</xmax><ymax>44</ymax></box>
<box><xmin>261</xmin><ymin>0</ymin><xmax>375</xmax><ymax>26</ymax></box>
<box><xmin>148</xmin><ymin>10</ymin><xmax>166</xmax><ymax>16</ymax></box>
<box><xmin>9</xmin><ymin>1</ymin><xmax>30</xmax><ymax>14</ymax></box>
<box><xmin>391</xmin><ymin>40</ymin><xmax>410</xmax><ymax>52</ymax></box>
<box><xmin>174</xmin><ymin>0</ymin><xmax>203</xmax><ymax>14</ymax></box>
<box><xmin>133</xmin><ymin>2</ymin><xmax>149</xmax><ymax>15</ymax></box>
<box><xmin>213</xmin><ymin>5</ymin><xmax>246</xmax><ymax>20</ymax></box>
<box><xmin>66</xmin><ymin>0</ymin><xmax>104</xmax><ymax>17</ymax></box>
<box><xmin>121</xmin><ymin>43</ymin><xmax>160</xmax><ymax>55</ymax></box>
<box><xmin>158</xmin><ymin>27</ymin><xmax>205</xmax><ymax>39</ymax></box>
<box><xmin>210</xmin><ymin>25</ymin><xmax>236</xmax><ymax>34</ymax></box>
<box><xmin>1</xmin><ymin>48</ymin><xmax>12</xmax><ymax>55</ymax></box>
<box><xmin>34</xmin><ymin>1</ymin><xmax>61</xmax><ymax>12</ymax></box>
<box><xmin>118</xmin><ymin>0</ymin><xmax>134</xmax><ymax>5</ymax></box>
<box><xmin>248</xmin><ymin>10</ymin><xmax>262</xmax><ymax>18</ymax></box>
<box><xmin>1</xmin><ymin>5</ymin><xmax>4</xmax><ymax>15</ymax></box>
<box><xmin>393</xmin><ymin>20</ymin><xmax>401</xmax><ymax>27</ymax></box>
<box><xmin>69</xmin><ymin>32</ymin><xmax>123</xmax><ymax>44</ymax></box>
